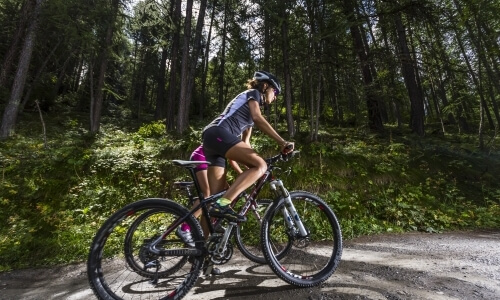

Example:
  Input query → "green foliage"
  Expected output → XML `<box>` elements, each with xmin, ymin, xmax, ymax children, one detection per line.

<box><xmin>1</xmin><ymin>117</ymin><xmax>499</xmax><ymax>271</ymax></box>
<box><xmin>277</xmin><ymin>128</ymin><xmax>500</xmax><ymax>239</ymax></box>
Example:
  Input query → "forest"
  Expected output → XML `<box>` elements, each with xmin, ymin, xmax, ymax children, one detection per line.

<box><xmin>0</xmin><ymin>0</ymin><xmax>499</xmax><ymax>270</ymax></box>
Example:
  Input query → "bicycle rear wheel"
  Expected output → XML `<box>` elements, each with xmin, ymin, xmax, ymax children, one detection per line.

<box><xmin>87</xmin><ymin>198</ymin><xmax>204</xmax><ymax>300</ymax></box>
<box><xmin>261</xmin><ymin>191</ymin><xmax>342</xmax><ymax>287</ymax></box>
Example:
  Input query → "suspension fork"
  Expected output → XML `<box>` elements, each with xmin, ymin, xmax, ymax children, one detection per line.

<box><xmin>270</xmin><ymin>179</ymin><xmax>308</xmax><ymax>237</ymax></box>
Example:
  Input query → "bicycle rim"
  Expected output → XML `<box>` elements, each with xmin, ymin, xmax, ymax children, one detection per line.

<box><xmin>234</xmin><ymin>199</ymin><xmax>292</xmax><ymax>264</ymax></box>
<box><xmin>261</xmin><ymin>191</ymin><xmax>342</xmax><ymax>287</ymax></box>
<box><xmin>87</xmin><ymin>198</ymin><xmax>204</xmax><ymax>300</ymax></box>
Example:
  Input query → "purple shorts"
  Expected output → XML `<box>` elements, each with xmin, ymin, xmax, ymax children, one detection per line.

<box><xmin>189</xmin><ymin>145</ymin><xmax>208</xmax><ymax>172</ymax></box>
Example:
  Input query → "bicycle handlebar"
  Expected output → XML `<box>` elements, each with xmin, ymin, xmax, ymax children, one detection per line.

<box><xmin>265</xmin><ymin>150</ymin><xmax>299</xmax><ymax>165</ymax></box>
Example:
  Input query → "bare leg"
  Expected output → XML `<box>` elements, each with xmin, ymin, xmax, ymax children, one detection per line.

<box><xmin>190</xmin><ymin>170</ymin><xmax>209</xmax><ymax>219</ymax></box>
<box><xmin>194</xmin><ymin>170</ymin><xmax>210</xmax><ymax>237</ymax></box>
<box><xmin>207</xmin><ymin>165</ymin><xmax>228</xmax><ymax>195</ymax></box>
<box><xmin>196</xmin><ymin>170</ymin><xmax>210</xmax><ymax>201</ymax></box>
<box><xmin>221</xmin><ymin>142</ymin><xmax>266</xmax><ymax>202</ymax></box>
<box><xmin>195</xmin><ymin>168</ymin><xmax>230</xmax><ymax>237</ymax></box>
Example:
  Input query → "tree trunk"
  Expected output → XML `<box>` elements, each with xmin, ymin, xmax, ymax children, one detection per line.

<box><xmin>50</xmin><ymin>54</ymin><xmax>72</xmax><ymax>106</ymax></box>
<box><xmin>0</xmin><ymin>0</ymin><xmax>44</xmax><ymax>138</ymax></box>
<box><xmin>177</xmin><ymin>0</ymin><xmax>194</xmax><ymax>134</ymax></box>
<box><xmin>279</xmin><ymin>2</ymin><xmax>295</xmax><ymax>137</ymax></box>
<box><xmin>182</xmin><ymin>0</ymin><xmax>207</xmax><ymax>131</ymax></box>
<box><xmin>315</xmin><ymin>75</ymin><xmax>322</xmax><ymax>139</ymax></box>
<box><xmin>0</xmin><ymin>0</ymin><xmax>32</xmax><ymax>89</ymax></box>
<box><xmin>155</xmin><ymin>49</ymin><xmax>168</xmax><ymax>120</ymax></box>
<box><xmin>378</xmin><ymin>10</ymin><xmax>403</xmax><ymax>128</ymax></box>
<box><xmin>217</xmin><ymin>1</ymin><xmax>229</xmax><ymax>112</ymax></box>
<box><xmin>394</xmin><ymin>12</ymin><xmax>424</xmax><ymax>136</ymax></box>
<box><xmin>20</xmin><ymin>39</ymin><xmax>61</xmax><ymax>112</ymax></box>
<box><xmin>72</xmin><ymin>50</ymin><xmax>84</xmax><ymax>92</ymax></box>
<box><xmin>359</xmin><ymin>3</ymin><xmax>389</xmax><ymax>124</ymax></box>
<box><xmin>200</xmin><ymin>0</ymin><xmax>217</xmax><ymax>119</ymax></box>
<box><xmin>455</xmin><ymin>29</ymin><xmax>494</xmax><ymax>129</ymax></box>
<box><xmin>478</xmin><ymin>59</ymin><xmax>484</xmax><ymax>150</ymax></box>
<box><xmin>263</xmin><ymin>2</ymin><xmax>271</xmax><ymax>120</ymax></box>
<box><xmin>463</xmin><ymin>4</ymin><xmax>500</xmax><ymax>127</ymax></box>
<box><xmin>166</xmin><ymin>0</ymin><xmax>182</xmax><ymax>131</ymax></box>
<box><xmin>342</xmin><ymin>0</ymin><xmax>384</xmax><ymax>132</ymax></box>
<box><xmin>90</xmin><ymin>0</ymin><xmax>119</xmax><ymax>133</ymax></box>
<box><xmin>308</xmin><ymin>68</ymin><xmax>316</xmax><ymax>141</ymax></box>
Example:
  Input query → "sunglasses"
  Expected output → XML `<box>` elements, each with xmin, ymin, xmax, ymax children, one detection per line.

<box><xmin>265</xmin><ymin>86</ymin><xmax>279</xmax><ymax>96</ymax></box>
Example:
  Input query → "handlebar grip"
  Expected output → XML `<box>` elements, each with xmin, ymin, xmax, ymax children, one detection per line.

<box><xmin>281</xmin><ymin>150</ymin><xmax>299</xmax><ymax>161</ymax></box>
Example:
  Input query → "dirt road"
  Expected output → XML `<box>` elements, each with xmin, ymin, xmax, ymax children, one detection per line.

<box><xmin>1</xmin><ymin>229</ymin><xmax>498</xmax><ymax>299</ymax></box>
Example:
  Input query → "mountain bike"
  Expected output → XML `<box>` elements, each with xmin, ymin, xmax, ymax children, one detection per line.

<box><xmin>87</xmin><ymin>151</ymin><xmax>297</xmax><ymax>300</ymax></box>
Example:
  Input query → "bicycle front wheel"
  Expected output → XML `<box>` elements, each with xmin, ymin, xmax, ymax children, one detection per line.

<box><xmin>87</xmin><ymin>198</ymin><xmax>204</xmax><ymax>300</ymax></box>
<box><xmin>261</xmin><ymin>191</ymin><xmax>342</xmax><ymax>287</ymax></box>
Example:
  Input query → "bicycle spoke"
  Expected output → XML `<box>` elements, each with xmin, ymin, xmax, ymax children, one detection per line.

<box><xmin>234</xmin><ymin>199</ymin><xmax>287</xmax><ymax>264</ymax></box>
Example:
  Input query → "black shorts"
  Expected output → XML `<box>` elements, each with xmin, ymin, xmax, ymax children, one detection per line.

<box><xmin>202</xmin><ymin>126</ymin><xmax>241</xmax><ymax>168</ymax></box>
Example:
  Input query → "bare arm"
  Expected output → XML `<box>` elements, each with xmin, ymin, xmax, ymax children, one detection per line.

<box><xmin>231</xmin><ymin>127</ymin><xmax>253</xmax><ymax>173</ymax></box>
<box><xmin>248</xmin><ymin>100</ymin><xmax>294</xmax><ymax>152</ymax></box>
<box><xmin>241</xmin><ymin>127</ymin><xmax>252</xmax><ymax>146</ymax></box>
<box><xmin>228</xmin><ymin>159</ymin><xmax>243</xmax><ymax>174</ymax></box>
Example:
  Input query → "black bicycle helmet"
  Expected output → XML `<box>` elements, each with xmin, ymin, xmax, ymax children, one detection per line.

<box><xmin>253</xmin><ymin>70</ymin><xmax>282</xmax><ymax>95</ymax></box>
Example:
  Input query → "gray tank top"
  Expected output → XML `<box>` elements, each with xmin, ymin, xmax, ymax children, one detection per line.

<box><xmin>204</xmin><ymin>89</ymin><xmax>262</xmax><ymax>136</ymax></box>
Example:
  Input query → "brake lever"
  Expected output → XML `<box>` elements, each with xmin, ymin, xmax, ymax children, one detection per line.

<box><xmin>281</xmin><ymin>150</ymin><xmax>300</xmax><ymax>161</ymax></box>
<box><xmin>280</xmin><ymin>143</ymin><xmax>295</xmax><ymax>158</ymax></box>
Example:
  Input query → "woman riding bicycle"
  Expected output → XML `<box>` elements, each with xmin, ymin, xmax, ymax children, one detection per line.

<box><xmin>202</xmin><ymin>70</ymin><xmax>294</xmax><ymax>222</ymax></box>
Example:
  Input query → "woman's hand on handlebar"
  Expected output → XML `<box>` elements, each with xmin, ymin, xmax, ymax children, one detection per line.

<box><xmin>280</xmin><ymin>141</ymin><xmax>295</xmax><ymax>154</ymax></box>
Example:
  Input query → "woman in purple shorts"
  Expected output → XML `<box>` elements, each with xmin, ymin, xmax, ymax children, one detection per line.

<box><xmin>189</xmin><ymin>144</ymin><xmax>211</xmax><ymax>198</ymax></box>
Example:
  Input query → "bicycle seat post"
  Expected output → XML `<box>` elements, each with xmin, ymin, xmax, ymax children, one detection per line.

<box><xmin>172</xmin><ymin>159</ymin><xmax>210</xmax><ymax>202</ymax></box>
<box><xmin>186</xmin><ymin>167</ymin><xmax>206</xmax><ymax>200</ymax></box>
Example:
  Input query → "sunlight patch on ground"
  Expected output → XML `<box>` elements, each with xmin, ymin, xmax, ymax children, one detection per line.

<box><xmin>65</xmin><ymin>289</ymin><xmax>95</xmax><ymax>300</ymax></box>
<box><xmin>322</xmin><ymin>287</ymin><xmax>386</xmax><ymax>300</ymax></box>
<box><xmin>256</xmin><ymin>278</ymin><xmax>288</xmax><ymax>288</ymax></box>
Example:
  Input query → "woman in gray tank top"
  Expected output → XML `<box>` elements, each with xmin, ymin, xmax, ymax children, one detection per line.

<box><xmin>202</xmin><ymin>71</ymin><xmax>295</xmax><ymax>222</ymax></box>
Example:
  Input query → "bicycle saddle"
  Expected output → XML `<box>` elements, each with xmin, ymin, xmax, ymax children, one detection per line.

<box><xmin>172</xmin><ymin>160</ymin><xmax>211</xmax><ymax>168</ymax></box>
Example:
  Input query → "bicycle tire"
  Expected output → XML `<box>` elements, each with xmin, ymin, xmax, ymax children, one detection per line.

<box><xmin>261</xmin><ymin>191</ymin><xmax>342</xmax><ymax>287</ymax></box>
<box><xmin>234</xmin><ymin>199</ymin><xmax>292</xmax><ymax>264</ymax></box>
<box><xmin>124</xmin><ymin>208</ymin><xmax>188</xmax><ymax>278</ymax></box>
<box><xmin>87</xmin><ymin>198</ymin><xmax>204</xmax><ymax>300</ymax></box>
